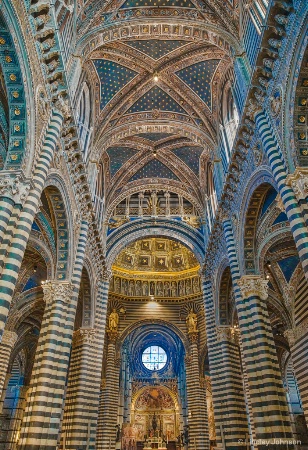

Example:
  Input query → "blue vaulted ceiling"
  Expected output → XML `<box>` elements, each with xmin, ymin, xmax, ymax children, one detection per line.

<box><xmin>121</xmin><ymin>0</ymin><xmax>195</xmax><ymax>7</ymax></box>
<box><xmin>176</xmin><ymin>59</ymin><xmax>219</xmax><ymax>109</ymax></box>
<box><xmin>126</xmin><ymin>86</ymin><xmax>186</xmax><ymax>114</ymax></box>
<box><xmin>137</xmin><ymin>133</ymin><xmax>174</xmax><ymax>141</ymax></box>
<box><xmin>107</xmin><ymin>146</ymin><xmax>138</xmax><ymax>177</ymax></box>
<box><xmin>172</xmin><ymin>146</ymin><xmax>203</xmax><ymax>176</ymax></box>
<box><xmin>129</xmin><ymin>159</ymin><xmax>179</xmax><ymax>181</ymax></box>
<box><xmin>93</xmin><ymin>59</ymin><xmax>137</xmax><ymax>109</ymax></box>
<box><xmin>277</xmin><ymin>255</ymin><xmax>300</xmax><ymax>283</ymax></box>
<box><xmin>125</xmin><ymin>40</ymin><xmax>187</xmax><ymax>60</ymax></box>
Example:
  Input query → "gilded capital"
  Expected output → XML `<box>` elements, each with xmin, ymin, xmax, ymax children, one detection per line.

<box><xmin>1</xmin><ymin>330</ymin><xmax>18</xmax><ymax>347</ymax></box>
<box><xmin>237</xmin><ymin>275</ymin><xmax>268</xmax><ymax>300</ymax></box>
<box><xmin>42</xmin><ymin>280</ymin><xmax>74</xmax><ymax>305</ymax></box>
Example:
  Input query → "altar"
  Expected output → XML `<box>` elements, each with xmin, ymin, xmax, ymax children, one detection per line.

<box><xmin>143</xmin><ymin>436</ymin><xmax>167</xmax><ymax>450</ymax></box>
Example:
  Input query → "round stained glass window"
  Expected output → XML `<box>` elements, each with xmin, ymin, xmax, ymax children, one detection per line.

<box><xmin>142</xmin><ymin>345</ymin><xmax>167</xmax><ymax>371</ymax></box>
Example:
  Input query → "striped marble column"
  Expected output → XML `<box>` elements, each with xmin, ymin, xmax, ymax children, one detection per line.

<box><xmin>186</xmin><ymin>331</ymin><xmax>209</xmax><ymax>450</ymax></box>
<box><xmin>222</xmin><ymin>217</ymin><xmax>294</xmax><ymax>449</ymax></box>
<box><xmin>0</xmin><ymin>330</ymin><xmax>17</xmax><ymax>407</ymax></box>
<box><xmin>62</xmin><ymin>276</ymin><xmax>110</xmax><ymax>449</ymax></box>
<box><xmin>19</xmin><ymin>217</ymin><xmax>90</xmax><ymax>449</ymax></box>
<box><xmin>96</xmin><ymin>330</ymin><xmax>120</xmax><ymax>450</ymax></box>
<box><xmin>237</xmin><ymin>276</ymin><xmax>293</xmax><ymax>449</ymax></box>
<box><xmin>0</xmin><ymin>189</ymin><xmax>15</xmax><ymax>245</ymax></box>
<box><xmin>255</xmin><ymin>110</ymin><xmax>308</xmax><ymax>280</ymax></box>
<box><xmin>18</xmin><ymin>280</ymin><xmax>74</xmax><ymax>450</ymax></box>
<box><xmin>202</xmin><ymin>278</ymin><xmax>249</xmax><ymax>449</ymax></box>
<box><xmin>0</xmin><ymin>109</ymin><xmax>64</xmax><ymax>338</ymax></box>
<box><xmin>284</xmin><ymin>328</ymin><xmax>308</xmax><ymax>428</ymax></box>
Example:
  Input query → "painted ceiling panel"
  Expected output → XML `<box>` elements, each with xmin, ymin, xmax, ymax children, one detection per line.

<box><xmin>121</xmin><ymin>0</ymin><xmax>195</xmax><ymax>8</ymax></box>
<box><xmin>176</xmin><ymin>59</ymin><xmax>219</xmax><ymax>108</ymax></box>
<box><xmin>137</xmin><ymin>133</ymin><xmax>174</xmax><ymax>141</ymax></box>
<box><xmin>172</xmin><ymin>146</ymin><xmax>203</xmax><ymax>176</ymax></box>
<box><xmin>93</xmin><ymin>59</ymin><xmax>137</xmax><ymax>109</ymax></box>
<box><xmin>277</xmin><ymin>255</ymin><xmax>300</xmax><ymax>283</ymax></box>
<box><xmin>126</xmin><ymin>86</ymin><xmax>186</xmax><ymax>114</ymax></box>
<box><xmin>107</xmin><ymin>146</ymin><xmax>138</xmax><ymax>177</ymax></box>
<box><xmin>125</xmin><ymin>40</ymin><xmax>187</xmax><ymax>59</ymax></box>
<box><xmin>129</xmin><ymin>159</ymin><xmax>179</xmax><ymax>181</ymax></box>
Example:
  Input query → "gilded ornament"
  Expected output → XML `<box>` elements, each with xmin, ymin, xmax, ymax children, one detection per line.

<box><xmin>0</xmin><ymin>37</ymin><xmax>6</xmax><ymax>45</ymax></box>
<box><xmin>13</xmin><ymin>141</ymin><xmax>19</xmax><ymax>147</ymax></box>
<box><xmin>300</xmin><ymin>98</ymin><xmax>307</xmax><ymax>106</ymax></box>
<box><xmin>9</xmin><ymin>74</ymin><xmax>16</xmax><ymax>81</ymax></box>
<box><xmin>303</xmin><ymin>80</ymin><xmax>308</xmax><ymax>87</ymax></box>
<box><xmin>14</xmin><ymin>108</ymin><xmax>20</xmax><ymax>115</ymax></box>
<box><xmin>11</xmin><ymin>154</ymin><xmax>18</xmax><ymax>161</ymax></box>
<box><xmin>5</xmin><ymin>56</ymin><xmax>12</xmax><ymax>63</ymax></box>
<box><xmin>14</xmin><ymin>124</ymin><xmax>20</xmax><ymax>131</ymax></box>
<box><xmin>299</xmin><ymin>116</ymin><xmax>306</xmax><ymax>123</ymax></box>
<box><xmin>12</xmin><ymin>91</ymin><xmax>19</xmax><ymax>98</ymax></box>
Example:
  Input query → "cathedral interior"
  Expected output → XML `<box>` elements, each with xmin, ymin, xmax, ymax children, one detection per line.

<box><xmin>0</xmin><ymin>0</ymin><xmax>308</xmax><ymax>449</ymax></box>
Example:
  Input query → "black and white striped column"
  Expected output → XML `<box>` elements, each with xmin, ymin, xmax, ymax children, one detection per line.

<box><xmin>185</xmin><ymin>331</ymin><xmax>209</xmax><ymax>450</ymax></box>
<box><xmin>18</xmin><ymin>280</ymin><xmax>74</xmax><ymax>449</ymax></box>
<box><xmin>96</xmin><ymin>330</ymin><xmax>120</xmax><ymax>450</ymax></box>
<box><xmin>237</xmin><ymin>275</ymin><xmax>294</xmax><ymax>449</ymax></box>
<box><xmin>202</xmin><ymin>277</ymin><xmax>249</xmax><ymax>449</ymax></box>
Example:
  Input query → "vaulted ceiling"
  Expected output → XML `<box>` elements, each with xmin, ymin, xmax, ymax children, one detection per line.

<box><xmin>74</xmin><ymin>0</ymin><xmax>242</xmax><ymax>212</ymax></box>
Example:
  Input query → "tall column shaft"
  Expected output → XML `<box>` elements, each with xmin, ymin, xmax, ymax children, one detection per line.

<box><xmin>202</xmin><ymin>279</ymin><xmax>249</xmax><ymax>449</ymax></box>
<box><xmin>62</xmin><ymin>277</ymin><xmax>110</xmax><ymax>449</ymax></box>
<box><xmin>0</xmin><ymin>109</ymin><xmax>64</xmax><ymax>338</ymax></box>
<box><xmin>96</xmin><ymin>331</ymin><xmax>120</xmax><ymax>450</ymax></box>
<box><xmin>285</xmin><ymin>328</ymin><xmax>308</xmax><ymax>428</ymax></box>
<box><xmin>60</xmin><ymin>328</ymin><xmax>99</xmax><ymax>450</ymax></box>
<box><xmin>222</xmin><ymin>217</ymin><xmax>293</xmax><ymax>449</ymax></box>
<box><xmin>19</xmin><ymin>281</ymin><xmax>74</xmax><ymax>449</ymax></box>
<box><xmin>186</xmin><ymin>333</ymin><xmax>209</xmax><ymax>450</ymax></box>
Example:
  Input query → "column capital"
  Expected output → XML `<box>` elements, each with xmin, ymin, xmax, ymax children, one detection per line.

<box><xmin>0</xmin><ymin>172</ymin><xmax>31</xmax><ymax>204</ymax></box>
<box><xmin>284</xmin><ymin>319</ymin><xmax>308</xmax><ymax>347</ymax></box>
<box><xmin>42</xmin><ymin>280</ymin><xmax>74</xmax><ymax>305</ymax></box>
<box><xmin>187</xmin><ymin>331</ymin><xmax>199</xmax><ymax>344</ymax></box>
<box><xmin>216</xmin><ymin>326</ymin><xmax>239</xmax><ymax>344</ymax></box>
<box><xmin>218</xmin><ymin>206</ymin><xmax>230</xmax><ymax>223</ymax></box>
<box><xmin>102</xmin><ymin>266</ymin><xmax>112</xmax><ymax>282</ymax></box>
<box><xmin>107</xmin><ymin>329</ymin><xmax>119</xmax><ymax>343</ymax></box>
<box><xmin>73</xmin><ymin>327</ymin><xmax>97</xmax><ymax>345</ymax></box>
<box><xmin>1</xmin><ymin>330</ymin><xmax>18</xmax><ymax>347</ymax></box>
<box><xmin>237</xmin><ymin>275</ymin><xmax>268</xmax><ymax>300</ymax></box>
<box><xmin>286</xmin><ymin>167</ymin><xmax>308</xmax><ymax>201</ymax></box>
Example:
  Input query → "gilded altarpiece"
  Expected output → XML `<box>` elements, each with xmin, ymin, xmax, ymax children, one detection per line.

<box><xmin>131</xmin><ymin>387</ymin><xmax>180</xmax><ymax>442</ymax></box>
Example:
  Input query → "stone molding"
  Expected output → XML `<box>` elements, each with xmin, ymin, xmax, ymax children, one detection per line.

<box><xmin>42</xmin><ymin>280</ymin><xmax>74</xmax><ymax>305</ymax></box>
<box><xmin>1</xmin><ymin>330</ymin><xmax>18</xmax><ymax>348</ymax></box>
<box><xmin>286</xmin><ymin>168</ymin><xmax>308</xmax><ymax>201</ymax></box>
<box><xmin>237</xmin><ymin>275</ymin><xmax>268</xmax><ymax>300</ymax></box>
